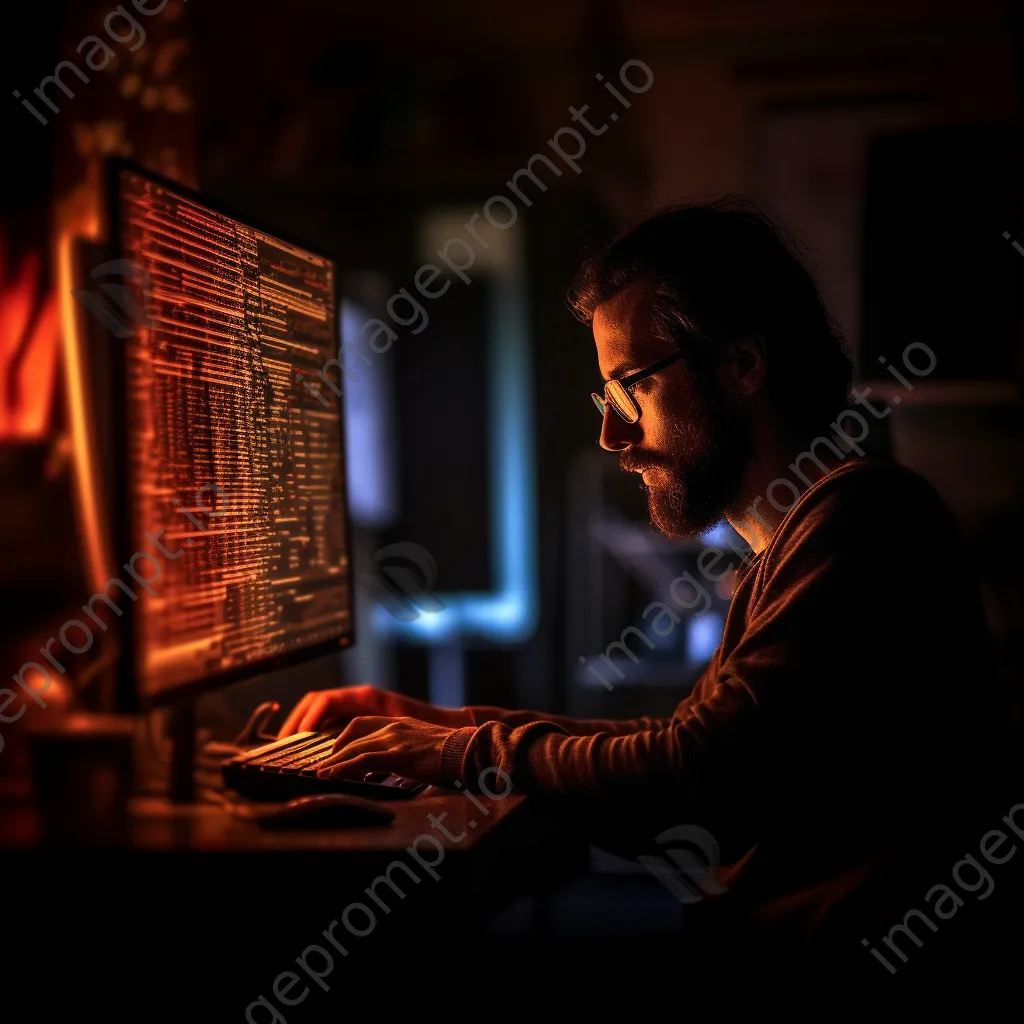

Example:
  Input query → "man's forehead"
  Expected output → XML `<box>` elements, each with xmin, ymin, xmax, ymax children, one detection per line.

<box><xmin>593</xmin><ymin>282</ymin><xmax>665</xmax><ymax>375</ymax></box>
<box><xmin>593</xmin><ymin>280</ymin><xmax>651</xmax><ymax>331</ymax></box>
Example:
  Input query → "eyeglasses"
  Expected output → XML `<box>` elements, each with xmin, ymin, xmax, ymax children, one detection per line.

<box><xmin>591</xmin><ymin>350</ymin><xmax>686</xmax><ymax>424</ymax></box>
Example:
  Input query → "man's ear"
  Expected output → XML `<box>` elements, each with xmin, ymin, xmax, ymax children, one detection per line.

<box><xmin>720</xmin><ymin>337</ymin><xmax>766</xmax><ymax>400</ymax></box>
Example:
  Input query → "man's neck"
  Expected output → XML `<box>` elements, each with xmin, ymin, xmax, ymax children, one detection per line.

<box><xmin>726</xmin><ymin>426</ymin><xmax>850</xmax><ymax>554</ymax></box>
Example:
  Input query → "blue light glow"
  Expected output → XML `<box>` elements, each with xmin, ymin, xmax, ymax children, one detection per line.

<box><xmin>699</xmin><ymin>521</ymin><xmax>730</xmax><ymax>547</ymax></box>
<box><xmin>687</xmin><ymin>612</ymin><xmax>724</xmax><ymax>665</ymax></box>
<box><xmin>341</xmin><ymin>301</ymin><xmax>396</xmax><ymax>528</ymax></box>
<box><xmin>370</xmin><ymin>274</ymin><xmax>538</xmax><ymax>643</ymax></box>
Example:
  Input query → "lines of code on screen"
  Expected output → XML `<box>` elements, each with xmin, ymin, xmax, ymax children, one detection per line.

<box><xmin>119</xmin><ymin>169</ymin><xmax>351</xmax><ymax>699</ymax></box>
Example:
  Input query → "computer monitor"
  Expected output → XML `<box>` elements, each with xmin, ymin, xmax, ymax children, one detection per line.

<box><xmin>105</xmin><ymin>161</ymin><xmax>354</xmax><ymax>714</ymax></box>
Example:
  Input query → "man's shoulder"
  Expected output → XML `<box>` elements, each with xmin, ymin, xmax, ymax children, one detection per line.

<box><xmin>763</xmin><ymin>456</ymin><xmax>960</xmax><ymax>569</ymax></box>
<box><xmin>804</xmin><ymin>456</ymin><xmax>948</xmax><ymax>513</ymax></box>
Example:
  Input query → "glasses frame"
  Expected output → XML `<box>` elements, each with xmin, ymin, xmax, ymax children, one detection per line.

<box><xmin>591</xmin><ymin>349</ymin><xmax>686</xmax><ymax>424</ymax></box>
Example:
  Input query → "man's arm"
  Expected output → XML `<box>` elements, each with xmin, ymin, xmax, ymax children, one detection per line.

<box><xmin>317</xmin><ymin>462</ymin><xmax>981</xmax><ymax>865</ymax></box>
<box><xmin>463</xmin><ymin>705</ymin><xmax>672</xmax><ymax>735</ymax></box>
<box><xmin>442</xmin><ymin>471</ymin><xmax>959</xmax><ymax>844</ymax></box>
<box><xmin>277</xmin><ymin>685</ymin><xmax>671</xmax><ymax>738</ymax></box>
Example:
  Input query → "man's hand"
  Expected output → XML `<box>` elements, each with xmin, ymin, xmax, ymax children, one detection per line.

<box><xmin>314</xmin><ymin>716</ymin><xmax>458</xmax><ymax>787</ymax></box>
<box><xmin>277</xmin><ymin>685</ymin><xmax>466</xmax><ymax>737</ymax></box>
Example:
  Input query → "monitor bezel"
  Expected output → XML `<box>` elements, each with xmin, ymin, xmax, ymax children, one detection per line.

<box><xmin>105</xmin><ymin>158</ymin><xmax>356</xmax><ymax>713</ymax></box>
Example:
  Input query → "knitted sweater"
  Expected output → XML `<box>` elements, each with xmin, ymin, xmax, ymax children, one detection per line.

<box><xmin>441</xmin><ymin>458</ymin><xmax>999</xmax><ymax>948</ymax></box>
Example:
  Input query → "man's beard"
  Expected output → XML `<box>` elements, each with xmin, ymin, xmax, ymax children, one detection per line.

<box><xmin>620</xmin><ymin>381</ymin><xmax>753</xmax><ymax>538</ymax></box>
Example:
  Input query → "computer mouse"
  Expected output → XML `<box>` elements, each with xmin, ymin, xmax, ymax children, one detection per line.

<box><xmin>256</xmin><ymin>794</ymin><xmax>396</xmax><ymax>829</ymax></box>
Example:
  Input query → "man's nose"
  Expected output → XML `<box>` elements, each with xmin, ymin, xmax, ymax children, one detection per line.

<box><xmin>599</xmin><ymin>406</ymin><xmax>641</xmax><ymax>451</ymax></box>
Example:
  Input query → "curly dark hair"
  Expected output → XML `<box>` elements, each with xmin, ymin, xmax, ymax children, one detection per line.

<box><xmin>567</xmin><ymin>198</ymin><xmax>853</xmax><ymax>438</ymax></box>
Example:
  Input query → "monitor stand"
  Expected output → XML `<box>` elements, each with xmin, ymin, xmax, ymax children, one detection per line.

<box><xmin>166</xmin><ymin>700</ymin><xmax>282</xmax><ymax>804</ymax></box>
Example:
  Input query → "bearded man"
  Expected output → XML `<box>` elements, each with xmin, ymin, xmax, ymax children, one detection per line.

<box><xmin>281</xmin><ymin>201</ymin><xmax>1004</xmax><ymax>986</ymax></box>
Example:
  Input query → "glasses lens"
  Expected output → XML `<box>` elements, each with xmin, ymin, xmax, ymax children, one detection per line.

<box><xmin>591</xmin><ymin>392</ymin><xmax>607</xmax><ymax>417</ymax></box>
<box><xmin>605</xmin><ymin>380</ymin><xmax>639</xmax><ymax>423</ymax></box>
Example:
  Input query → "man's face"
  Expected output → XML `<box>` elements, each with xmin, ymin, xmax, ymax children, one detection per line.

<box><xmin>592</xmin><ymin>282</ymin><xmax>753</xmax><ymax>537</ymax></box>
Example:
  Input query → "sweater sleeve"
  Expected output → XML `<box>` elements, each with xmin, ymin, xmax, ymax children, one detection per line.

<box><xmin>464</xmin><ymin>705</ymin><xmax>671</xmax><ymax>735</ymax></box>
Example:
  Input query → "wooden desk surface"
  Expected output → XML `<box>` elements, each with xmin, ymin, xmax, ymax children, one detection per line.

<box><xmin>0</xmin><ymin>785</ymin><xmax>543</xmax><ymax>853</ymax></box>
<box><xmin>0</xmin><ymin>781</ymin><xmax>587</xmax><ymax>933</ymax></box>
<box><xmin>146</xmin><ymin>789</ymin><xmax>521</xmax><ymax>851</ymax></box>
<box><xmin>1</xmin><ymin>782</ymin><xmax>588</xmax><ymax>1015</ymax></box>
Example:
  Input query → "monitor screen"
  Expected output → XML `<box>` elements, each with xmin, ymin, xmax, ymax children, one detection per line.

<box><xmin>113</xmin><ymin>165</ymin><xmax>352</xmax><ymax>704</ymax></box>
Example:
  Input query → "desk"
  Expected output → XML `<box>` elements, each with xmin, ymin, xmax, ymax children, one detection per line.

<box><xmin>1</xmin><ymin>785</ymin><xmax>587</xmax><ymax>1019</ymax></box>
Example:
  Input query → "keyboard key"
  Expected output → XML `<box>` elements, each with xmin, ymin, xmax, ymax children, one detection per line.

<box><xmin>273</xmin><ymin>738</ymin><xmax>337</xmax><ymax>770</ymax></box>
<box><xmin>223</xmin><ymin>730</ymin><xmax>425</xmax><ymax>800</ymax></box>
<box><xmin>235</xmin><ymin>732</ymin><xmax>319</xmax><ymax>765</ymax></box>
<box><xmin>258</xmin><ymin>736</ymin><xmax>334</xmax><ymax>768</ymax></box>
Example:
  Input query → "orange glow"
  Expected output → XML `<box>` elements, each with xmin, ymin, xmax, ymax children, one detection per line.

<box><xmin>0</xmin><ymin>163</ymin><xmax>114</xmax><ymax>595</ymax></box>
<box><xmin>0</xmin><ymin>240</ymin><xmax>59</xmax><ymax>440</ymax></box>
<box><xmin>55</xmin><ymin>169</ymin><xmax>110</xmax><ymax>594</ymax></box>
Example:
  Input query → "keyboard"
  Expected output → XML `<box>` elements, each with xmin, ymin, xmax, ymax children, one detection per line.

<box><xmin>222</xmin><ymin>731</ymin><xmax>428</xmax><ymax>801</ymax></box>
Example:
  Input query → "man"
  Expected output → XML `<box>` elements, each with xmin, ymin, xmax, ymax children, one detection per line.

<box><xmin>281</xmin><ymin>201</ymin><xmax>1005</xmax><ymax>985</ymax></box>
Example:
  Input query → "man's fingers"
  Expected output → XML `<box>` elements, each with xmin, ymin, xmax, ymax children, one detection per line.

<box><xmin>317</xmin><ymin>740</ymin><xmax>367</xmax><ymax>771</ymax></box>
<box><xmin>297</xmin><ymin>693</ymin><xmax>338</xmax><ymax>734</ymax></box>
<box><xmin>278</xmin><ymin>692</ymin><xmax>315</xmax><ymax>737</ymax></box>
<box><xmin>301</xmin><ymin>691</ymin><xmax>367</xmax><ymax>734</ymax></box>
<box><xmin>278</xmin><ymin>687</ymin><xmax>395</xmax><ymax>738</ymax></box>
<box><xmin>332</xmin><ymin>716</ymin><xmax>391</xmax><ymax>752</ymax></box>
<box><xmin>317</xmin><ymin>747</ymin><xmax>383</xmax><ymax>778</ymax></box>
